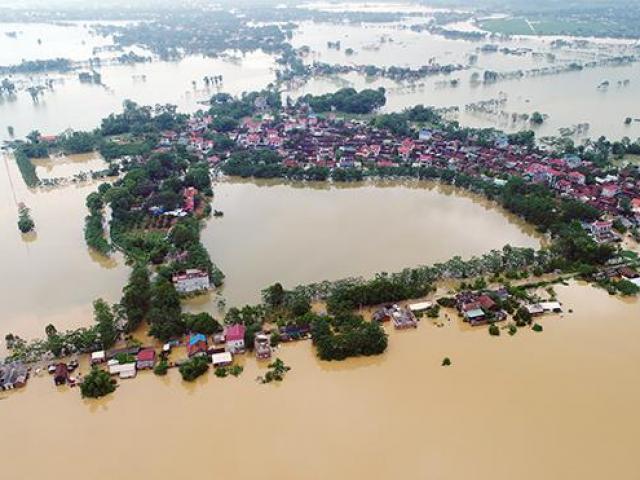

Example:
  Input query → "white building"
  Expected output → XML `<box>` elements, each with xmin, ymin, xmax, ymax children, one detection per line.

<box><xmin>172</xmin><ymin>269</ymin><xmax>211</xmax><ymax>294</ymax></box>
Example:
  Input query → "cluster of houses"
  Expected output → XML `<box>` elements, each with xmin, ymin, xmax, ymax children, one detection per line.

<box><xmin>90</xmin><ymin>346</ymin><xmax>156</xmax><ymax>379</ymax></box>
<box><xmin>85</xmin><ymin>323</ymin><xmax>275</xmax><ymax>381</ymax></box>
<box><xmin>594</xmin><ymin>264</ymin><xmax>640</xmax><ymax>286</ymax></box>
<box><xmin>455</xmin><ymin>290</ymin><xmax>508</xmax><ymax>326</ymax></box>
<box><xmin>186</xmin><ymin>324</ymin><xmax>274</xmax><ymax>368</ymax></box>
<box><xmin>372</xmin><ymin>304</ymin><xmax>421</xmax><ymax>329</ymax></box>
<box><xmin>157</xmin><ymin>105</ymin><xmax>640</xmax><ymax>240</ymax></box>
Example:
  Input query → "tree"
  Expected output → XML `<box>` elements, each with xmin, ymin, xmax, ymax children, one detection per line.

<box><xmin>93</xmin><ymin>299</ymin><xmax>118</xmax><ymax>349</ymax></box>
<box><xmin>80</xmin><ymin>367</ymin><xmax>116</xmax><ymax>398</ymax></box>
<box><xmin>262</xmin><ymin>358</ymin><xmax>291</xmax><ymax>383</ymax></box>
<box><xmin>148</xmin><ymin>277</ymin><xmax>184</xmax><ymax>341</ymax></box>
<box><xmin>182</xmin><ymin>312</ymin><xmax>222</xmax><ymax>335</ymax></box>
<box><xmin>530</xmin><ymin>111</ymin><xmax>544</xmax><ymax>125</ymax></box>
<box><xmin>179</xmin><ymin>356</ymin><xmax>209</xmax><ymax>381</ymax></box>
<box><xmin>154</xmin><ymin>359</ymin><xmax>169</xmax><ymax>376</ymax></box>
<box><xmin>17</xmin><ymin>206</ymin><xmax>35</xmax><ymax>233</ymax></box>
<box><xmin>121</xmin><ymin>265</ymin><xmax>151</xmax><ymax>332</ymax></box>
<box><xmin>262</xmin><ymin>283</ymin><xmax>285</xmax><ymax>308</ymax></box>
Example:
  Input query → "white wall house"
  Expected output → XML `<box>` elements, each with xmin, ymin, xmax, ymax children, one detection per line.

<box><xmin>172</xmin><ymin>269</ymin><xmax>210</xmax><ymax>294</ymax></box>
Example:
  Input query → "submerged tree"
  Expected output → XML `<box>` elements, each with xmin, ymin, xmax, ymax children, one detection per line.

<box><xmin>80</xmin><ymin>367</ymin><xmax>116</xmax><ymax>398</ymax></box>
<box><xmin>17</xmin><ymin>205</ymin><xmax>35</xmax><ymax>233</ymax></box>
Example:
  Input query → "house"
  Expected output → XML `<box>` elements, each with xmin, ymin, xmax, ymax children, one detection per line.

<box><xmin>372</xmin><ymin>306</ymin><xmax>393</xmax><ymax>322</ymax></box>
<box><xmin>278</xmin><ymin>324</ymin><xmax>310</xmax><ymax>341</ymax></box>
<box><xmin>108</xmin><ymin>361</ymin><xmax>137</xmax><ymax>379</ymax></box>
<box><xmin>619</xmin><ymin>267</ymin><xmax>639</xmax><ymax>279</ymax></box>
<box><xmin>91</xmin><ymin>350</ymin><xmax>106</xmax><ymax>365</ymax></box>
<box><xmin>539</xmin><ymin>302</ymin><xmax>563</xmax><ymax>313</ymax></box>
<box><xmin>525</xmin><ymin>304</ymin><xmax>545</xmax><ymax>316</ymax></box>
<box><xmin>464</xmin><ymin>308</ymin><xmax>486</xmax><ymax>325</ymax></box>
<box><xmin>225</xmin><ymin>324</ymin><xmax>246</xmax><ymax>353</ymax></box>
<box><xmin>107</xmin><ymin>346</ymin><xmax>140</xmax><ymax>360</ymax></box>
<box><xmin>0</xmin><ymin>363</ymin><xmax>28</xmax><ymax>390</ymax></box>
<box><xmin>254</xmin><ymin>333</ymin><xmax>272</xmax><ymax>360</ymax></box>
<box><xmin>136</xmin><ymin>348</ymin><xmax>156</xmax><ymax>370</ymax></box>
<box><xmin>602</xmin><ymin>184</ymin><xmax>618</xmax><ymax>198</ymax></box>
<box><xmin>588</xmin><ymin>220</ymin><xmax>615</xmax><ymax>242</ymax></box>
<box><xmin>408</xmin><ymin>302</ymin><xmax>433</xmax><ymax>313</ymax></box>
<box><xmin>183</xmin><ymin>187</ymin><xmax>198</xmax><ymax>213</ymax></box>
<box><xmin>53</xmin><ymin>363</ymin><xmax>69</xmax><ymax>386</ymax></box>
<box><xmin>568</xmin><ymin>171</ymin><xmax>586</xmax><ymax>185</ymax></box>
<box><xmin>418</xmin><ymin>129</ymin><xmax>433</xmax><ymax>141</ymax></box>
<box><xmin>391</xmin><ymin>306</ymin><xmax>418</xmax><ymax>329</ymax></box>
<box><xmin>212</xmin><ymin>351</ymin><xmax>233</xmax><ymax>367</ymax></box>
<box><xmin>187</xmin><ymin>333</ymin><xmax>208</xmax><ymax>357</ymax></box>
<box><xmin>172</xmin><ymin>269</ymin><xmax>210</xmax><ymax>294</ymax></box>
<box><xmin>477</xmin><ymin>295</ymin><xmax>497</xmax><ymax>311</ymax></box>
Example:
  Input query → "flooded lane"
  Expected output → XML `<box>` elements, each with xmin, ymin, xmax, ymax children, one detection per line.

<box><xmin>0</xmin><ymin>282</ymin><xmax>638</xmax><ymax>480</ymax></box>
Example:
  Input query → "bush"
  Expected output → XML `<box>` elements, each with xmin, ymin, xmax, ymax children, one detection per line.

<box><xmin>17</xmin><ymin>206</ymin><xmax>35</xmax><ymax>233</ymax></box>
<box><xmin>154</xmin><ymin>359</ymin><xmax>169</xmax><ymax>376</ymax></box>
<box><xmin>488</xmin><ymin>324</ymin><xmax>500</xmax><ymax>336</ymax></box>
<box><xmin>442</xmin><ymin>357</ymin><xmax>451</xmax><ymax>366</ymax></box>
<box><xmin>179</xmin><ymin>356</ymin><xmax>209</xmax><ymax>381</ymax></box>
<box><xmin>229</xmin><ymin>365</ymin><xmax>244</xmax><ymax>377</ymax></box>
<box><xmin>80</xmin><ymin>367</ymin><xmax>116</xmax><ymax>398</ymax></box>
<box><xmin>437</xmin><ymin>297</ymin><xmax>457</xmax><ymax>308</ymax></box>
<box><xmin>214</xmin><ymin>367</ymin><xmax>229</xmax><ymax>378</ymax></box>
<box><xmin>532</xmin><ymin>323</ymin><xmax>543</xmax><ymax>332</ymax></box>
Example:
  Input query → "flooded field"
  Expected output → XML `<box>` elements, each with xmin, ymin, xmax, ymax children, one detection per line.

<box><xmin>0</xmin><ymin>154</ymin><xmax>129</xmax><ymax>345</ymax></box>
<box><xmin>0</xmin><ymin>51</ymin><xmax>276</xmax><ymax>141</ymax></box>
<box><xmin>1</xmin><ymin>281</ymin><xmax>638</xmax><ymax>480</ymax></box>
<box><xmin>200</xmin><ymin>179</ymin><xmax>541</xmax><ymax>308</ymax></box>
<box><xmin>2</xmin><ymin>16</ymin><xmax>640</xmax><ymax>142</ymax></box>
<box><xmin>32</xmin><ymin>151</ymin><xmax>108</xmax><ymax>180</ymax></box>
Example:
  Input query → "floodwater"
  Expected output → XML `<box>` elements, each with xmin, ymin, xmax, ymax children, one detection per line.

<box><xmin>0</xmin><ymin>153</ymin><xmax>129</xmax><ymax>346</ymax></box>
<box><xmin>2</xmin><ymin>16</ymin><xmax>640</xmax><ymax>142</ymax></box>
<box><xmin>1</xmin><ymin>281</ymin><xmax>638</xmax><ymax>480</ymax></box>
<box><xmin>0</xmin><ymin>159</ymin><xmax>540</xmax><ymax>343</ymax></box>
<box><xmin>0</xmin><ymin>51</ymin><xmax>277</xmax><ymax>141</ymax></box>
<box><xmin>287</xmin><ymin>20</ymin><xmax>640</xmax><ymax>140</ymax></box>
<box><xmin>199</xmin><ymin>179</ymin><xmax>541</xmax><ymax>308</ymax></box>
<box><xmin>32</xmin><ymin>151</ymin><xmax>108</xmax><ymax>180</ymax></box>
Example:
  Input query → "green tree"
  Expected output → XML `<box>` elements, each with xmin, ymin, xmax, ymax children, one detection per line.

<box><xmin>80</xmin><ymin>367</ymin><xmax>116</xmax><ymax>398</ymax></box>
<box><xmin>121</xmin><ymin>265</ymin><xmax>151</xmax><ymax>332</ymax></box>
<box><xmin>148</xmin><ymin>277</ymin><xmax>184</xmax><ymax>341</ymax></box>
<box><xmin>179</xmin><ymin>356</ymin><xmax>209</xmax><ymax>381</ymax></box>
<box><xmin>93</xmin><ymin>299</ymin><xmax>118</xmax><ymax>349</ymax></box>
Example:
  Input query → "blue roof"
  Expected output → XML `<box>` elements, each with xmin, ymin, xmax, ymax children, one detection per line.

<box><xmin>189</xmin><ymin>333</ymin><xmax>207</xmax><ymax>346</ymax></box>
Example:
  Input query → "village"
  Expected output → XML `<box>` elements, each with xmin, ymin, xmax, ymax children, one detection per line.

<box><xmin>3</xmin><ymin>93</ymin><xmax>640</xmax><ymax>396</ymax></box>
<box><xmin>161</xmin><ymin>101</ymin><xmax>640</xmax><ymax>239</ymax></box>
